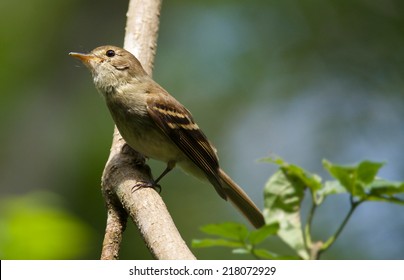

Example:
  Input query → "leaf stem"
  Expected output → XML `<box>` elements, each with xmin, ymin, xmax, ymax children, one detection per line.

<box><xmin>304</xmin><ymin>200</ymin><xmax>317</xmax><ymax>251</ymax></box>
<box><xmin>317</xmin><ymin>196</ymin><xmax>362</xmax><ymax>259</ymax></box>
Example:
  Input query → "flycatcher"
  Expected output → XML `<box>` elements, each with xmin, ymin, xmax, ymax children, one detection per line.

<box><xmin>70</xmin><ymin>46</ymin><xmax>265</xmax><ymax>228</ymax></box>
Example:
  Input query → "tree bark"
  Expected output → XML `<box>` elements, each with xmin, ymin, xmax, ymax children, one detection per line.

<box><xmin>100</xmin><ymin>0</ymin><xmax>196</xmax><ymax>260</ymax></box>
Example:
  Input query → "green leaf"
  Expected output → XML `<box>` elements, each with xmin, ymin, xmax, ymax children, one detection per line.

<box><xmin>263</xmin><ymin>156</ymin><xmax>322</xmax><ymax>192</ymax></box>
<box><xmin>366</xmin><ymin>179</ymin><xmax>404</xmax><ymax>204</ymax></box>
<box><xmin>365</xmin><ymin>196</ymin><xmax>404</xmax><ymax>205</ymax></box>
<box><xmin>317</xmin><ymin>180</ymin><xmax>348</xmax><ymax>203</ymax></box>
<box><xmin>323</xmin><ymin>159</ymin><xmax>384</xmax><ymax>197</ymax></box>
<box><xmin>199</xmin><ymin>222</ymin><xmax>249</xmax><ymax>241</ymax></box>
<box><xmin>321</xmin><ymin>180</ymin><xmax>347</xmax><ymax>195</ymax></box>
<box><xmin>367</xmin><ymin>179</ymin><xmax>404</xmax><ymax>195</ymax></box>
<box><xmin>357</xmin><ymin>161</ymin><xmax>385</xmax><ymax>184</ymax></box>
<box><xmin>282</xmin><ymin>165</ymin><xmax>322</xmax><ymax>192</ymax></box>
<box><xmin>259</xmin><ymin>156</ymin><xmax>284</xmax><ymax>165</ymax></box>
<box><xmin>323</xmin><ymin>160</ymin><xmax>356</xmax><ymax>193</ymax></box>
<box><xmin>252</xmin><ymin>249</ymin><xmax>300</xmax><ymax>260</ymax></box>
<box><xmin>264</xmin><ymin>170</ymin><xmax>309</xmax><ymax>259</ymax></box>
<box><xmin>192</xmin><ymin>238</ymin><xmax>243</xmax><ymax>248</ymax></box>
<box><xmin>248</xmin><ymin>223</ymin><xmax>279</xmax><ymax>245</ymax></box>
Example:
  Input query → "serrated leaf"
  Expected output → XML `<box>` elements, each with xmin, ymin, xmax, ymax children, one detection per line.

<box><xmin>199</xmin><ymin>222</ymin><xmax>249</xmax><ymax>241</ymax></box>
<box><xmin>192</xmin><ymin>238</ymin><xmax>243</xmax><ymax>248</ymax></box>
<box><xmin>264</xmin><ymin>170</ymin><xmax>309</xmax><ymax>259</ymax></box>
<box><xmin>248</xmin><ymin>223</ymin><xmax>279</xmax><ymax>245</ymax></box>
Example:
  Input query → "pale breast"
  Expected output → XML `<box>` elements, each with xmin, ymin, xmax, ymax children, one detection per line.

<box><xmin>106</xmin><ymin>99</ymin><xmax>183</xmax><ymax>163</ymax></box>
<box><xmin>121</xmin><ymin>120</ymin><xmax>183</xmax><ymax>162</ymax></box>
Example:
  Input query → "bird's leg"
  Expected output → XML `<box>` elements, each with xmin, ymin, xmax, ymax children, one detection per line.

<box><xmin>131</xmin><ymin>161</ymin><xmax>175</xmax><ymax>194</ymax></box>
<box><xmin>154</xmin><ymin>161</ymin><xmax>176</xmax><ymax>184</ymax></box>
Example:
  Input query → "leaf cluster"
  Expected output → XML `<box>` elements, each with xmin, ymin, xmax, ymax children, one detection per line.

<box><xmin>193</xmin><ymin>158</ymin><xmax>404</xmax><ymax>259</ymax></box>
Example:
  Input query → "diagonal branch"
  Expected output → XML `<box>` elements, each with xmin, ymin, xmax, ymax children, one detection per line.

<box><xmin>100</xmin><ymin>0</ymin><xmax>196</xmax><ymax>260</ymax></box>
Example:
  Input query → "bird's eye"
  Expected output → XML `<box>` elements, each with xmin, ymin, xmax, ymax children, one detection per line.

<box><xmin>106</xmin><ymin>50</ymin><xmax>115</xmax><ymax>57</ymax></box>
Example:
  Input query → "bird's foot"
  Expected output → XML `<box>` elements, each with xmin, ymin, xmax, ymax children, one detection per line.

<box><xmin>131</xmin><ymin>180</ymin><xmax>162</xmax><ymax>194</ymax></box>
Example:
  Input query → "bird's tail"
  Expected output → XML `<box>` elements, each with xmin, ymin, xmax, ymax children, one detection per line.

<box><xmin>218</xmin><ymin>169</ymin><xmax>265</xmax><ymax>228</ymax></box>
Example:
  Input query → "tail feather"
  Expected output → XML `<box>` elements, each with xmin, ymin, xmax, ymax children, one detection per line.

<box><xmin>218</xmin><ymin>169</ymin><xmax>265</xmax><ymax>228</ymax></box>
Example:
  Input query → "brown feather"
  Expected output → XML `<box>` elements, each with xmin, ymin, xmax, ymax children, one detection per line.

<box><xmin>219</xmin><ymin>169</ymin><xmax>265</xmax><ymax>228</ymax></box>
<box><xmin>146</xmin><ymin>97</ymin><xmax>227</xmax><ymax>199</ymax></box>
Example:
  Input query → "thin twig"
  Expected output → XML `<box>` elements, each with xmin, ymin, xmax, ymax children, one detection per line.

<box><xmin>316</xmin><ymin>196</ymin><xmax>362</xmax><ymax>259</ymax></box>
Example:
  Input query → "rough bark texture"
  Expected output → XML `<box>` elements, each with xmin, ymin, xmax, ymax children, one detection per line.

<box><xmin>100</xmin><ymin>0</ymin><xmax>196</xmax><ymax>260</ymax></box>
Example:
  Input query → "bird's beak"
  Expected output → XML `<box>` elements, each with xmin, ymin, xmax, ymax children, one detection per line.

<box><xmin>69</xmin><ymin>52</ymin><xmax>101</xmax><ymax>66</ymax></box>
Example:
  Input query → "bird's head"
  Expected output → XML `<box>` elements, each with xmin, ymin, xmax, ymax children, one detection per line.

<box><xmin>69</xmin><ymin>45</ymin><xmax>147</xmax><ymax>94</ymax></box>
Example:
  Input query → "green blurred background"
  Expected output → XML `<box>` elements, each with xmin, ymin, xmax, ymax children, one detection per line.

<box><xmin>1</xmin><ymin>0</ymin><xmax>403</xmax><ymax>259</ymax></box>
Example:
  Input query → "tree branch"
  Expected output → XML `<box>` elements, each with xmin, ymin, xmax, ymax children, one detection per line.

<box><xmin>100</xmin><ymin>0</ymin><xmax>196</xmax><ymax>260</ymax></box>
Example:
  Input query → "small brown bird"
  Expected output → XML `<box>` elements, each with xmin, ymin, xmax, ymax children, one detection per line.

<box><xmin>70</xmin><ymin>45</ymin><xmax>265</xmax><ymax>228</ymax></box>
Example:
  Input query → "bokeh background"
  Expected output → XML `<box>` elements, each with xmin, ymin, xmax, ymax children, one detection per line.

<box><xmin>1</xmin><ymin>0</ymin><xmax>403</xmax><ymax>259</ymax></box>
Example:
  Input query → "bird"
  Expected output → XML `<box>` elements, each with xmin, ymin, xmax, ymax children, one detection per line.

<box><xmin>69</xmin><ymin>45</ymin><xmax>265</xmax><ymax>228</ymax></box>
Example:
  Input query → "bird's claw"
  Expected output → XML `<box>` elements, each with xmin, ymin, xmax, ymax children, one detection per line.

<box><xmin>131</xmin><ymin>180</ymin><xmax>162</xmax><ymax>194</ymax></box>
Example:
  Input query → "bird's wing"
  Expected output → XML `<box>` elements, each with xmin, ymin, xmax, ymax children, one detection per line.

<box><xmin>146</xmin><ymin>94</ymin><xmax>226</xmax><ymax>199</ymax></box>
